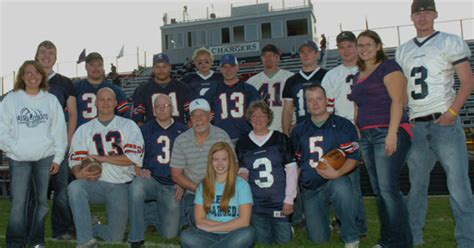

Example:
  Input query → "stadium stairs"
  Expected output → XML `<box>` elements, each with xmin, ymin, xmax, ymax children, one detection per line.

<box><xmin>1</xmin><ymin>41</ymin><xmax>474</xmax><ymax>197</ymax></box>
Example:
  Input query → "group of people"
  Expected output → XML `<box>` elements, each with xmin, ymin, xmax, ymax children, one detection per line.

<box><xmin>0</xmin><ymin>0</ymin><xmax>473</xmax><ymax>247</ymax></box>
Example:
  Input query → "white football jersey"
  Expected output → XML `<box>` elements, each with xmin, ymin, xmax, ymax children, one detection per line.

<box><xmin>321</xmin><ymin>64</ymin><xmax>358</xmax><ymax>123</ymax></box>
<box><xmin>247</xmin><ymin>69</ymin><xmax>294</xmax><ymax>131</ymax></box>
<box><xmin>396</xmin><ymin>31</ymin><xmax>471</xmax><ymax>119</ymax></box>
<box><xmin>69</xmin><ymin>116</ymin><xmax>144</xmax><ymax>184</ymax></box>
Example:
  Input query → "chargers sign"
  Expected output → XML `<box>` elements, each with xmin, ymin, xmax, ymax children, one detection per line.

<box><xmin>210</xmin><ymin>42</ymin><xmax>260</xmax><ymax>55</ymax></box>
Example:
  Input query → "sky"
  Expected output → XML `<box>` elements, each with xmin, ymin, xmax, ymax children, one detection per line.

<box><xmin>1</xmin><ymin>0</ymin><xmax>473</xmax><ymax>92</ymax></box>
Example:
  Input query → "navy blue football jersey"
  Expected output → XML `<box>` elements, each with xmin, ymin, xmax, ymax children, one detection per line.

<box><xmin>282</xmin><ymin>68</ymin><xmax>328</xmax><ymax>123</ymax></box>
<box><xmin>236</xmin><ymin>131</ymin><xmax>295</xmax><ymax>220</ymax></box>
<box><xmin>140</xmin><ymin>120</ymin><xmax>188</xmax><ymax>185</ymax></box>
<box><xmin>204</xmin><ymin>80</ymin><xmax>259</xmax><ymax>140</ymax></box>
<box><xmin>132</xmin><ymin>79</ymin><xmax>191</xmax><ymax>125</ymax></box>
<box><xmin>290</xmin><ymin>115</ymin><xmax>359</xmax><ymax>190</ymax></box>
<box><xmin>181</xmin><ymin>71</ymin><xmax>223</xmax><ymax>100</ymax></box>
<box><xmin>48</xmin><ymin>73</ymin><xmax>75</xmax><ymax>121</ymax></box>
<box><xmin>74</xmin><ymin>79</ymin><xmax>131</xmax><ymax>127</ymax></box>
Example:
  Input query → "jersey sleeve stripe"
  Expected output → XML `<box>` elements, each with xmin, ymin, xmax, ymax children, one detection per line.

<box><xmin>452</xmin><ymin>57</ymin><xmax>469</xmax><ymax>66</ymax></box>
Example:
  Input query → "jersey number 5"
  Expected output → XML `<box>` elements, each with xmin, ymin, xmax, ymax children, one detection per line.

<box><xmin>309</xmin><ymin>136</ymin><xmax>323</xmax><ymax>168</ymax></box>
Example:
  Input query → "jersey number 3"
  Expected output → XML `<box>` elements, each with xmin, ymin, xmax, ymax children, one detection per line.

<box><xmin>253</xmin><ymin>158</ymin><xmax>274</xmax><ymax>188</ymax></box>
<box><xmin>410</xmin><ymin>66</ymin><xmax>428</xmax><ymax>100</ymax></box>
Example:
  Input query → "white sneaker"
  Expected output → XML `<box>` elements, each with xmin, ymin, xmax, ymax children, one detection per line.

<box><xmin>372</xmin><ymin>244</ymin><xmax>383</xmax><ymax>248</ymax></box>
<box><xmin>345</xmin><ymin>240</ymin><xmax>360</xmax><ymax>248</ymax></box>
<box><xmin>76</xmin><ymin>239</ymin><xmax>98</xmax><ymax>248</ymax></box>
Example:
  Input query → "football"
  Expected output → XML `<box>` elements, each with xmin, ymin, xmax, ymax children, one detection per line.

<box><xmin>318</xmin><ymin>149</ymin><xmax>346</xmax><ymax>170</ymax></box>
<box><xmin>80</xmin><ymin>157</ymin><xmax>102</xmax><ymax>174</ymax></box>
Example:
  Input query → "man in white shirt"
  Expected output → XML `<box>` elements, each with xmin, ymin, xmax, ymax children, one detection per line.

<box><xmin>68</xmin><ymin>87</ymin><xmax>144</xmax><ymax>248</ymax></box>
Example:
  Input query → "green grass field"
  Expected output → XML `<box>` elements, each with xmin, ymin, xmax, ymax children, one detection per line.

<box><xmin>0</xmin><ymin>197</ymin><xmax>456</xmax><ymax>248</ymax></box>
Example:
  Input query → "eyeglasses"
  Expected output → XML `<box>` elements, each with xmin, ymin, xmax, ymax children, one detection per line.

<box><xmin>155</xmin><ymin>104</ymin><xmax>172</xmax><ymax>109</ymax></box>
<box><xmin>357</xmin><ymin>43</ymin><xmax>376</xmax><ymax>49</ymax></box>
<box><xmin>251</xmin><ymin>114</ymin><xmax>268</xmax><ymax>119</ymax></box>
<box><xmin>24</xmin><ymin>71</ymin><xmax>41</xmax><ymax>76</ymax></box>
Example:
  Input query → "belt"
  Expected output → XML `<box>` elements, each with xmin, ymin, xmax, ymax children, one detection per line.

<box><xmin>411</xmin><ymin>112</ymin><xmax>442</xmax><ymax>122</ymax></box>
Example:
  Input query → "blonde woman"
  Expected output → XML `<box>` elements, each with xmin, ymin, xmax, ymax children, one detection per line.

<box><xmin>180</xmin><ymin>142</ymin><xmax>255</xmax><ymax>248</ymax></box>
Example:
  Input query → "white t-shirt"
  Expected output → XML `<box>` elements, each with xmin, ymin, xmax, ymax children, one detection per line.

<box><xmin>321</xmin><ymin>64</ymin><xmax>358</xmax><ymax>123</ymax></box>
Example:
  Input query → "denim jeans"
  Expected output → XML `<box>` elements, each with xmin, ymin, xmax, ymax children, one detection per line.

<box><xmin>291</xmin><ymin>185</ymin><xmax>305</xmax><ymax>226</ymax></box>
<box><xmin>128</xmin><ymin>176</ymin><xmax>181</xmax><ymax>241</ymax></box>
<box><xmin>6</xmin><ymin>156</ymin><xmax>53</xmax><ymax>248</ymax></box>
<box><xmin>301</xmin><ymin>176</ymin><xmax>359</xmax><ymax>244</ymax></box>
<box><xmin>180</xmin><ymin>192</ymin><xmax>196</xmax><ymax>227</ymax></box>
<box><xmin>51</xmin><ymin>156</ymin><xmax>74</xmax><ymax>237</ymax></box>
<box><xmin>68</xmin><ymin>179</ymin><xmax>128</xmax><ymax>245</ymax></box>
<box><xmin>407</xmin><ymin>118</ymin><xmax>474</xmax><ymax>247</ymax></box>
<box><xmin>180</xmin><ymin>226</ymin><xmax>255</xmax><ymax>248</ymax></box>
<box><xmin>359</xmin><ymin>127</ymin><xmax>413</xmax><ymax>248</ymax></box>
<box><xmin>348</xmin><ymin>167</ymin><xmax>368</xmax><ymax>236</ymax></box>
<box><xmin>251</xmin><ymin>213</ymin><xmax>292</xmax><ymax>244</ymax></box>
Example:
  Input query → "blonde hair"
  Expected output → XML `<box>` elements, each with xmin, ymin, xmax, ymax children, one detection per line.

<box><xmin>202</xmin><ymin>142</ymin><xmax>238</xmax><ymax>214</ymax></box>
<box><xmin>192</xmin><ymin>47</ymin><xmax>214</xmax><ymax>62</ymax></box>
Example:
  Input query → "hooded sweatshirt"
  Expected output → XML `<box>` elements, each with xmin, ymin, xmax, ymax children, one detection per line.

<box><xmin>0</xmin><ymin>90</ymin><xmax>67</xmax><ymax>164</ymax></box>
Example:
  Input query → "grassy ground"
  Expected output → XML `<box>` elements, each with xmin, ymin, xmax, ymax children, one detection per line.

<box><xmin>0</xmin><ymin>197</ymin><xmax>456</xmax><ymax>248</ymax></box>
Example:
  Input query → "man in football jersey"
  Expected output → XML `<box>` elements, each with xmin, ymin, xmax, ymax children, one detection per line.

<box><xmin>236</xmin><ymin>101</ymin><xmax>298</xmax><ymax>244</ymax></box>
<box><xmin>282</xmin><ymin>40</ymin><xmax>328</xmax><ymax>136</ymax></box>
<box><xmin>290</xmin><ymin>85</ymin><xmax>359</xmax><ymax>247</ymax></box>
<box><xmin>321</xmin><ymin>32</ymin><xmax>368</xmax><ymax>237</ymax></box>
<box><xmin>181</xmin><ymin>47</ymin><xmax>223</xmax><ymax>100</ymax></box>
<box><xmin>171</xmin><ymin>98</ymin><xmax>232</xmax><ymax>227</ymax></box>
<box><xmin>132</xmin><ymin>53</ymin><xmax>191</xmax><ymax>125</ymax></box>
<box><xmin>396</xmin><ymin>0</ymin><xmax>474</xmax><ymax>246</ymax></box>
<box><xmin>75</xmin><ymin>52</ymin><xmax>131</xmax><ymax>127</ymax></box>
<box><xmin>68</xmin><ymin>87</ymin><xmax>144</xmax><ymax>247</ymax></box>
<box><xmin>204</xmin><ymin>54</ymin><xmax>259</xmax><ymax>142</ymax></box>
<box><xmin>33</xmin><ymin>40</ymin><xmax>77</xmax><ymax>240</ymax></box>
<box><xmin>128</xmin><ymin>94</ymin><xmax>187</xmax><ymax>247</ymax></box>
<box><xmin>247</xmin><ymin>44</ymin><xmax>294</xmax><ymax>132</ymax></box>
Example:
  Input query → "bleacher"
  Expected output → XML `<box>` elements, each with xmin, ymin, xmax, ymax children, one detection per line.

<box><xmin>117</xmin><ymin>39</ymin><xmax>474</xmax><ymax>197</ymax></box>
<box><xmin>122</xmin><ymin>40</ymin><xmax>474</xmax><ymax>129</ymax></box>
<box><xmin>1</xmin><ymin>40</ymin><xmax>474</xmax><ymax>197</ymax></box>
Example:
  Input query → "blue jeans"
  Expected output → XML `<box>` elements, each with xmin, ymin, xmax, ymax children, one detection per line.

<box><xmin>128</xmin><ymin>176</ymin><xmax>181</xmax><ymax>241</ymax></box>
<box><xmin>407</xmin><ymin>118</ymin><xmax>474</xmax><ymax>247</ymax></box>
<box><xmin>51</xmin><ymin>157</ymin><xmax>74</xmax><ymax>237</ymax></box>
<box><xmin>302</xmin><ymin>176</ymin><xmax>359</xmax><ymax>244</ymax></box>
<box><xmin>359</xmin><ymin>127</ymin><xmax>413</xmax><ymax>248</ymax></box>
<box><xmin>6</xmin><ymin>156</ymin><xmax>53</xmax><ymax>248</ymax></box>
<box><xmin>180</xmin><ymin>192</ymin><xmax>196</xmax><ymax>227</ymax></box>
<box><xmin>68</xmin><ymin>179</ymin><xmax>128</xmax><ymax>245</ymax></box>
<box><xmin>180</xmin><ymin>226</ymin><xmax>255</xmax><ymax>248</ymax></box>
<box><xmin>291</xmin><ymin>185</ymin><xmax>305</xmax><ymax>226</ymax></box>
<box><xmin>251</xmin><ymin>213</ymin><xmax>292</xmax><ymax>244</ymax></box>
<box><xmin>348</xmin><ymin>167</ymin><xmax>368</xmax><ymax>236</ymax></box>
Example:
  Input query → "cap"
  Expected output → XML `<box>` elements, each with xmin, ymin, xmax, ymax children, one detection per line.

<box><xmin>299</xmin><ymin>40</ymin><xmax>319</xmax><ymax>52</ymax></box>
<box><xmin>261</xmin><ymin>44</ymin><xmax>280</xmax><ymax>55</ymax></box>
<box><xmin>153</xmin><ymin>53</ymin><xmax>170</xmax><ymax>65</ymax></box>
<box><xmin>189</xmin><ymin>98</ymin><xmax>211</xmax><ymax>113</ymax></box>
<box><xmin>336</xmin><ymin>31</ymin><xmax>356</xmax><ymax>44</ymax></box>
<box><xmin>86</xmin><ymin>52</ymin><xmax>103</xmax><ymax>63</ymax></box>
<box><xmin>411</xmin><ymin>0</ymin><xmax>436</xmax><ymax>14</ymax></box>
<box><xmin>219</xmin><ymin>54</ymin><xmax>238</xmax><ymax>66</ymax></box>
